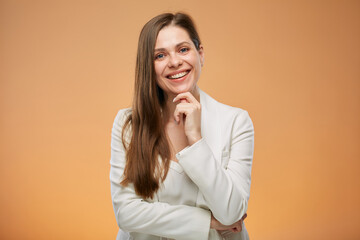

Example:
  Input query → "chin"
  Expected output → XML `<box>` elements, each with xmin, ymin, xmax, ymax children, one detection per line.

<box><xmin>158</xmin><ymin>80</ymin><xmax>198</xmax><ymax>96</ymax></box>
<box><xmin>169</xmin><ymin>85</ymin><xmax>193</xmax><ymax>95</ymax></box>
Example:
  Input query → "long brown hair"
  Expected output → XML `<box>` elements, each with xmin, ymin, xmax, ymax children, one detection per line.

<box><xmin>121</xmin><ymin>13</ymin><xmax>202</xmax><ymax>199</ymax></box>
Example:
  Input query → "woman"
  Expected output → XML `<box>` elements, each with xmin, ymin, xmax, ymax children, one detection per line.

<box><xmin>110</xmin><ymin>12</ymin><xmax>254</xmax><ymax>240</ymax></box>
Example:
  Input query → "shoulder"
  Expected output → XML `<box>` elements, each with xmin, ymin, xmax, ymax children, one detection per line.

<box><xmin>112</xmin><ymin>108</ymin><xmax>132</xmax><ymax>144</ymax></box>
<box><xmin>217</xmin><ymin>102</ymin><xmax>254</xmax><ymax>135</ymax></box>
<box><xmin>200</xmin><ymin>89</ymin><xmax>253</xmax><ymax>128</ymax></box>
<box><xmin>217</xmin><ymin>101</ymin><xmax>249</xmax><ymax>118</ymax></box>
<box><xmin>113</xmin><ymin>108</ymin><xmax>132</xmax><ymax>128</ymax></box>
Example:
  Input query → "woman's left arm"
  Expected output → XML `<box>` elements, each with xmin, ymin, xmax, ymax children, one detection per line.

<box><xmin>176</xmin><ymin>107</ymin><xmax>254</xmax><ymax>226</ymax></box>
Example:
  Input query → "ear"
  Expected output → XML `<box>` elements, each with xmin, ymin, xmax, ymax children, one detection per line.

<box><xmin>198</xmin><ymin>45</ymin><xmax>204</xmax><ymax>67</ymax></box>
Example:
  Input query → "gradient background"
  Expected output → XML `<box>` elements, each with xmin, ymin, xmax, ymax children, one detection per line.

<box><xmin>1</xmin><ymin>0</ymin><xmax>359</xmax><ymax>239</ymax></box>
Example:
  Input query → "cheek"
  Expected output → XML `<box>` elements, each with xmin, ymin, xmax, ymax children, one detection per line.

<box><xmin>154</xmin><ymin>66</ymin><xmax>166</xmax><ymax>88</ymax></box>
<box><xmin>154</xmin><ymin>61</ymin><xmax>166</xmax><ymax>76</ymax></box>
<box><xmin>186</xmin><ymin>53</ymin><xmax>201</xmax><ymax>67</ymax></box>
<box><xmin>154</xmin><ymin>64</ymin><xmax>161</xmax><ymax>76</ymax></box>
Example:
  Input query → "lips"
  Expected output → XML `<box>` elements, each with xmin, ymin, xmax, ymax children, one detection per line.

<box><xmin>167</xmin><ymin>70</ymin><xmax>190</xmax><ymax>79</ymax></box>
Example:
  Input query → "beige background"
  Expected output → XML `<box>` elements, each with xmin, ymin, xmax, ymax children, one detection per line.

<box><xmin>1</xmin><ymin>0</ymin><xmax>359</xmax><ymax>239</ymax></box>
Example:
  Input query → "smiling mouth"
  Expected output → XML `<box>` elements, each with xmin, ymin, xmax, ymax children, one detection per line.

<box><xmin>167</xmin><ymin>70</ymin><xmax>190</xmax><ymax>79</ymax></box>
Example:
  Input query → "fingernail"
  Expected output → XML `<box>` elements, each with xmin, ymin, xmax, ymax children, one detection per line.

<box><xmin>172</xmin><ymin>97</ymin><xmax>176</xmax><ymax>102</ymax></box>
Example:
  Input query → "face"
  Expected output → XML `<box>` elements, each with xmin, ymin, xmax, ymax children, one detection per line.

<box><xmin>154</xmin><ymin>25</ymin><xmax>204</xmax><ymax>98</ymax></box>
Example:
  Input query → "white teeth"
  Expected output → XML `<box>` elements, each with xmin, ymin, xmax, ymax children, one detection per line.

<box><xmin>168</xmin><ymin>71</ymin><xmax>188</xmax><ymax>79</ymax></box>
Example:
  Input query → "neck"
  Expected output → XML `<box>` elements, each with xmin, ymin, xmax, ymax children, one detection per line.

<box><xmin>163</xmin><ymin>86</ymin><xmax>200</xmax><ymax>123</ymax></box>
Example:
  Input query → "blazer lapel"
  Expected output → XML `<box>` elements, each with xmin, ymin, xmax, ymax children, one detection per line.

<box><xmin>199</xmin><ymin>89</ymin><xmax>222</xmax><ymax>163</ymax></box>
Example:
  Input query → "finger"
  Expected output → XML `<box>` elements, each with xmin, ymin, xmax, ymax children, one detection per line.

<box><xmin>178</xmin><ymin>99</ymin><xmax>187</xmax><ymax>125</ymax></box>
<box><xmin>173</xmin><ymin>92</ymin><xmax>199</xmax><ymax>105</ymax></box>
<box><xmin>174</xmin><ymin>102</ymin><xmax>186</xmax><ymax>121</ymax></box>
<box><xmin>242</xmin><ymin>213</ymin><xmax>248</xmax><ymax>221</ymax></box>
<box><xmin>173</xmin><ymin>107</ymin><xmax>181</xmax><ymax>123</ymax></box>
<box><xmin>173</xmin><ymin>103</ymin><xmax>196</xmax><ymax>123</ymax></box>
<box><xmin>173</xmin><ymin>98</ymin><xmax>190</xmax><ymax>124</ymax></box>
<box><xmin>173</xmin><ymin>105</ymin><xmax>184</xmax><ymax>124</ymax></box>
<box><xmin>233</xmin><ymin>222</ymin><xmax>242</xmax><ymax>232</ymax></box>
<box><xmin>228</xmin><ymin>221</ymin><xmax>242</xmax><ymax>232</ymax></box>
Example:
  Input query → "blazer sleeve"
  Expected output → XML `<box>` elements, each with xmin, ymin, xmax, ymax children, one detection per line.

<box><xmin>176</xmin><ymin>110</ymin><xmax>254</xmax><ymax>225</ymax></box>
<box><xmin>110</xmin><ymin>109</ymin><xmax>211</xmax><ymax>240</ymax></box>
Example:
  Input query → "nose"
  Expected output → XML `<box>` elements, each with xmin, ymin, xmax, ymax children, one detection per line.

<box><xmin>168</xmin><ymin>54</ymin><xmax>182</xmax><ymax>68</ymax></box>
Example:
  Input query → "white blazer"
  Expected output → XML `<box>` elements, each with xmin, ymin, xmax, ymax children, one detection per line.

<box><xmin>110</xmin><ymin>89</ymin><xmax>254</xmax><ymax>240</ymax></box>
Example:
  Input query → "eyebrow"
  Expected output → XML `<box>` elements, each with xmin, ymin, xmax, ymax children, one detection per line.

<box><xmin>154</xmin><ymin>41</ymin><xmax>191</xmax><ymax>52</ymax></box>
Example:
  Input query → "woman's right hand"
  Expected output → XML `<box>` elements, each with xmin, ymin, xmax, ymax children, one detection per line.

<box><xmin>210</xmin><ymin>213</ymin><xmax>247</xmax><ymax>233</ymax></box>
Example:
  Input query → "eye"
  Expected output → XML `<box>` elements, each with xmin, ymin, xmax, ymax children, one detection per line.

<box><xmin>179</xmin><ymin>47</ymin><xmax>189</xmax><ymax>53</ymax></box>
<box><xmin>155</xmin><ymin>53</ymin><xmax>165</xmax><ymax>60</ymax></box>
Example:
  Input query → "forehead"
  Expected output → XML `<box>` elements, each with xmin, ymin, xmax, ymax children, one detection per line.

<box><xmin>155</xmin><ymin>25</ymin><xmax>192</xmax><ymax>49</ymax></box>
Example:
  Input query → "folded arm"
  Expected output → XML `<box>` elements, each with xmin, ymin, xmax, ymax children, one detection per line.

<box><xmin>110</xmin><ymin>109</ymin><xmax>211</xmax><ymax>239</ymax></box>
<box><xmin>176</xmin><ymin>110</ymin><xmax>254</xmax><ymax>225</ymax></box>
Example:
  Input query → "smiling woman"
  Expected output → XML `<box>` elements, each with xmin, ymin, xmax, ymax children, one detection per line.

<box><xmin>110</xmin><ymin>12</ymin><xmax>254</xmax><ymax>240</ymax></box>
<box><xmin>154</xmin><ymin>27</ymin><xmax>203</xmax><ymax>97</ymax></box>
